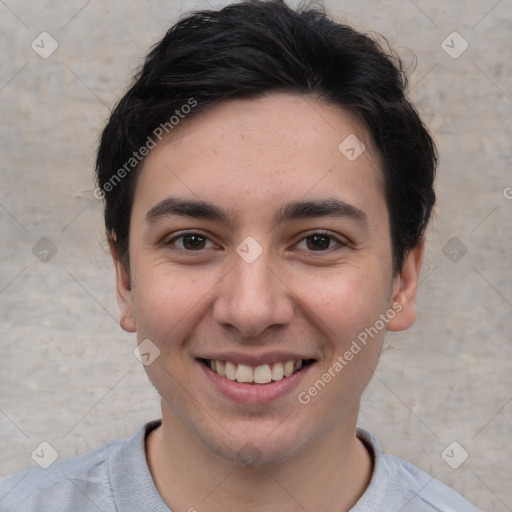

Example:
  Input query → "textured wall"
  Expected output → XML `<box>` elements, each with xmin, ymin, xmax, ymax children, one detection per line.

<box><xmin>1</xmin><ymin>1</ymin><xmax>511</xmax><ymax>510</ymax></box>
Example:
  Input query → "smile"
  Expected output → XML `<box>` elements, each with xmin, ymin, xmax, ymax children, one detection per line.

<box><xmin>198</xmin><ymin>358</ymin><xmax>315</xmax><ymax>385</ymax></box>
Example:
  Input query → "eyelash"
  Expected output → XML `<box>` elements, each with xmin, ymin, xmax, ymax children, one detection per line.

<box><xmin>164</xmin><ymin>231</ymin><xmax>347</xmax><ymax>253</ymax></box>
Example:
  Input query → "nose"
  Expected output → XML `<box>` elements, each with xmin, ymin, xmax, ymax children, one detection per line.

<box><xmin>212</xmin><ymin>244</ymin><xmax>295</xmax><ymax>339</ymax></box>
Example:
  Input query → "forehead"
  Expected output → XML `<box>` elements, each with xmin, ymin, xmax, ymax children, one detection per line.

<box><xmin>153</xmin><ymin>92</ymin><xmax>380</xmax><ymax>166</ymax></box>
<box><xmin>133</xmin><ymin>92</ymin><xmax>386</xmax><ymax>227</ymax></box>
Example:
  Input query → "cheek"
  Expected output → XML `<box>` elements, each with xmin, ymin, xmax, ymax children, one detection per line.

<box><xmin>294</xmin><ymin>269</ymin><xmax>388</xmax><ymax>422</ymax></box>
<box><xmin>302</xmin><ymin>265</ymin><xmax>390</xmax><ymax>339</ymax></box>
<box><xmin>300</xmin><ymin>273</ymin><xmax>387</xmax><ymax>398</ymax></box>
<box><xmin>298</xmin><ymin>265</ymin><xmax>389</xmax><ymax>383</ymax></box>
<box><xmin>130</xmin><ymin>263</ymin><xmax>217</xmax><ymax>347</ymax></box>
<box><xmin>129</xmin><ymin>269</ymin><xmax>207</xmax><ymax>398</ymax></box>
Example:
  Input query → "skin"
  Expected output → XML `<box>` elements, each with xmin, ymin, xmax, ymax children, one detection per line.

<box><xmin>111</xmin><ymin>92</ymin><xmax>423</xmax><ymax>511</ymax></box>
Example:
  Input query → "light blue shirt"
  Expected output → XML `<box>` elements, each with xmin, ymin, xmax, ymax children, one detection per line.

<box><xmin>0</xmin><ymin>419</ymin><xmax>480</xmax><ymax>511</ymax></box>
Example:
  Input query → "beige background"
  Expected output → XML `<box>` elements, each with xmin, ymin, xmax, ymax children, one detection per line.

<box><xmin>1</xmin><ymin>1</ymin><xmax>511</xmax><ymax>510</ymax></box>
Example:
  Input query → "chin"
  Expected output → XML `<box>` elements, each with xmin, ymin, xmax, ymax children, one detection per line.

<box><xmin>202</xmin><ymin>424</ymin><xmax>311</xmax><ymax>468</ymax></box>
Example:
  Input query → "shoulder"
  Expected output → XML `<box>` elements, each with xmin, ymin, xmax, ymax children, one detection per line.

<box><xmin>353</xmin><ymin>428</ymin><xmax>481</xmax><ymax>512</ymax></box>
<box><xmin>378</xmin><ymin>453</ymin><xmax>480</xmax><ymax>511</ymax></box>
<box><xmin>0</xmin><ymin>438</ymin><xmax>120</xmax><ymax>511</ymax></box>
<box><xmin>0</xmin><ymin>421</ymin><xmax>157</xmax><ymax>512</ymax></box>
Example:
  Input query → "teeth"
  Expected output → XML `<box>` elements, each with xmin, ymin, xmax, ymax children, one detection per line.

<box><xmin>271</xmin><ymin>362</ymin><xmax>284</xmax><ymax>380</ymax></box>
<box><xmin>216</xmin><ymin>360</ymin><xmax>226</xmax><ymax>377</ymax></box>
<box><xmin>225</xmin><ymin>361</ymin><xmax>237</xmax><ymax>381</ymax></box>
<box><xmin>207</xmin><ymin>359</ymin><xmax>308</xmax><ymax>384</ymax></box>
<box><xmin>283</xmin><ymin>361</ymin><xmax>294</xmax><ymax>377</ymax></box>
<box><xmin>253</xmin><ymin>364</ymin><xmax>272</xmax><ymax>384</ymax></box>
<box><xmin>235</xmin><ymin>364</ymin><xmax>253</xmax><ymax>383</ymax></box>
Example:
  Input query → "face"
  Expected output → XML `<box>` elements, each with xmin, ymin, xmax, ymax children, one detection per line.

<box><xmin>112</xmin><ymin>92</ymin><xmax>422</xmax><ymax>465</ymax></box>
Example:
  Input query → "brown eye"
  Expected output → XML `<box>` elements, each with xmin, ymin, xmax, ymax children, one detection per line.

<box><xmin>306</xmin><ymin>234</ymin><xmax>331</xmax><ymax>251</ymax></box>
<box><xmin>182</xmin><ymin>234</ymin><xmax>206</xmax><ymax>250</ymax></box>
<box><xmin>296</xmin><ymin>232</ymin><xmax>345</xmax><ymax>252</ymax></box>
<box><xmin>166</xmin><ymin>232</ymin><xmax>213</xmax><ymax>251</ymax></box>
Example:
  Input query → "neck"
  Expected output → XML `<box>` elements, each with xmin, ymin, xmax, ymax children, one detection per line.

<box><xmin>146</xmin><ymin>403</ymin><xmax>373</xmax><ymax>512</ymax></box>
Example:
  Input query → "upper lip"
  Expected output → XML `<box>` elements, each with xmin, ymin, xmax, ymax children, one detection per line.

<box><xmin>197</xmin><ymin>351</ymin><xmax>316</xmax><ymax>367</ymax></box>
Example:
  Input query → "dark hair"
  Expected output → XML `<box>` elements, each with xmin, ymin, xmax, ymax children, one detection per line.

<box><xmin>96</xmin><ymin>0</ymin><xmax>437</xmax><ymax>273</ymax></box>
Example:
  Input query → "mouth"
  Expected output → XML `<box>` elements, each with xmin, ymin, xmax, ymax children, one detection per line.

<box><xmin>197</xmin><ymin>358</ymin><xmax>316</xmax><ymax>385</ymax></box>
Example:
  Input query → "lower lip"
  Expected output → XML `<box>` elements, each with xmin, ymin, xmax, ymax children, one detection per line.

<box><xmin>197</xmin><ymin>360</ymin><xmax>314</xmax><ymax>405</ymax></box>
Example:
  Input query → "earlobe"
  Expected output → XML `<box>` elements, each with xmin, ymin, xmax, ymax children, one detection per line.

<box><xmin>109</xmin><ymin>238</ymin><xmax>137</xmax><ymax>333</ymax></box>
<box><xmin>386</xmin><ymin>239</ymin><xmax>424</xmax><ymax>332</ymax></box>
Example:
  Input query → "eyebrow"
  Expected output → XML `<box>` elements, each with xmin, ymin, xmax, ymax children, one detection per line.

<box><xmin>145</xmin><ymin>196</ymin><xmax>368</xmax><ymax>228</ymax></box>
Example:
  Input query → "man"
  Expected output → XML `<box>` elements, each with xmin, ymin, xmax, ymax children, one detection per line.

<box><xmin>0</xmin><ymin>0</ymin><xmax>480</xmax><ymax>510</ymax></box>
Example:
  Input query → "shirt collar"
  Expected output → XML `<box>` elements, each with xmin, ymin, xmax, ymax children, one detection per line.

<box><xmin>110</xmin><ymin>421</ymin><xmax>385</xmax><ymax>511</ymax></box>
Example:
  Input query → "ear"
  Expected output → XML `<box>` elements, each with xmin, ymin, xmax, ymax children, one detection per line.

<box><xmin>386</xmin><ymin>238</ymin><xmax>424</xmax><ymax>332</ymax></box>
<box><xmin>109</xmin><ymin>238</ymin><xmax>136</xmax><ymax>333</ymax></box>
